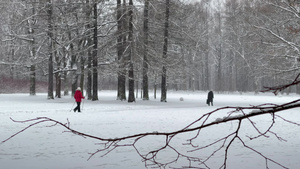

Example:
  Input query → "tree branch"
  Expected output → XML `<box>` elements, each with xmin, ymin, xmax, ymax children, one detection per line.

<box><xmin>261</xmin><ymin>72</ymin><xmax>300</xmax><ymax>95</ymax></box>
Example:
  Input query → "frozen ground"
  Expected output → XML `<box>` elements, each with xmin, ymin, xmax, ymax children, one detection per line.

<box><xmin>0</xmin><ymin>91</ymin><xmax>299</xmax><ymax>169</ymax></box>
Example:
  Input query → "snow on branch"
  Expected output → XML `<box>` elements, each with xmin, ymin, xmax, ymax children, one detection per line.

<box><xmin>267</xmin><ymin>1</ymin><xmax>300</xmax><ymax>19</ymax></box>
<box><xmin>253</xmin><ymin>25</ymin><xmax>300</xmax><ymax>54</ymax></box>
<box><xmin>262</xmin><ymin>72</ymin><xmax>300</xmax><ymax>95</ymax></box>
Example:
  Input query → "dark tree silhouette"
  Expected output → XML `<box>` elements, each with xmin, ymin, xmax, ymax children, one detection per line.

<box><xmin>47</xmin><ymin>0</ymin><xmax>54</xmax><ymax>100</ymax></box>
<box><xmin>142</xmin><ymin>0</ymin><xmax>150</xmax><ymax>100</ymax></box>
<box><xmin>127</xmin><ymin>0</ymin><xmax>135</xmax><ymax>103</ymax></box>
<box><xmin>92</xmin><ymin>1</ymin><xmax>98</xmax><ymax>101</ymax></box>
<box><xmin>161</xmin><ymin>0</ymin><xmax>170</xmax><ymax>102</ymax></box>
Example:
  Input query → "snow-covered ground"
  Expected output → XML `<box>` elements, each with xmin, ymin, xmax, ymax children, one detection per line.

<box><xmin>0</xmin><ymin>91</ymin><xmax>299</xmax><ymax>169</ymax></box>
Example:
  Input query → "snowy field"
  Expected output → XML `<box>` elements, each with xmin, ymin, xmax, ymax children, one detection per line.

<box><xmin>0</xmin><ymin>90</ymin><xmax>299</xmax><ymax>169</ymax></box>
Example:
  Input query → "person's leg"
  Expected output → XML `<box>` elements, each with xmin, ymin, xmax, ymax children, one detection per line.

<box><xmin>73</xmin><ymin>104</ymin><xmax>77</xmax><ymax>112</ymax></box>
<box><xmin>77</xmin><ymin>102</ymin><xmax>81</xmax><ymax>112</ymax></box>
<box><xmin>74</xmin><ymin>102</ymin><xmax>80</xmax><ymax>112</ymax></box>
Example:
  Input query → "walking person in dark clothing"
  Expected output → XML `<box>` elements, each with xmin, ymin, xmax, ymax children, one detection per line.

<box><xmin>207</xmin><ymin>91</ymin><xmax>214</xmax><ymax>106</ymax></box>
<box><xmin>74</xmin><ymin>87</ymin><xmax>85</xmax><ymax>112</ymax></box>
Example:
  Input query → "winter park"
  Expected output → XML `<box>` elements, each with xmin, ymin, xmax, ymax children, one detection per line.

<box><xmin>0</xmin><ymin>90</ymin><xmax>299</xmax><ymax>169</ymax></box>
<box><xmin>1</xmin><ymin>0</ymin><xmax>300</xmax><ymax>169</ymax></box>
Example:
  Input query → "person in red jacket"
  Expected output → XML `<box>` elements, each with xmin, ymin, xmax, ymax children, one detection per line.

<box><xmin>74</xmin><ymin>87</ymin><xmax>85</xmax><ymax>112</ymax></box>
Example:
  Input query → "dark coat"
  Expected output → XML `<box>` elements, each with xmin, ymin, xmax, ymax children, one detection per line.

<box><xmin>207</xmin><ymin>91</ymin><xmax>214</xmax><ymax>102</ymax></box>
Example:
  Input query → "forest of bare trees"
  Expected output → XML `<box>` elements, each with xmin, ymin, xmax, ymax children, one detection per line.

<box><xmin>1</xmin><ymin>0</ymin><xmax>300</xmax><ymax>100</ymax></box>
<box><xmin>1</xmin><ymin>1</ymin><xmax>300</xmax><ymax>168</ymax></box>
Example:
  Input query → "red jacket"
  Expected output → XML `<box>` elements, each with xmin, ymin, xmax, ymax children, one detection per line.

<box><xmin>74</xmin><ymin>90</ymin><xmax>84</xmax><ymax>102</ymax></box>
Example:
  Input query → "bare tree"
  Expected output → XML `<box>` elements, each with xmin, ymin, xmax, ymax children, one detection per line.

<box><xmin>127</xmin><ymin>0</ymin><xmax>135</xmax><ymax>103</ymax></box>
<box><xmin>142</xmin><ymin>0</ymin><xmax>150</xmax><ymax>100</ymax></box>
<box><xmin>92</xmin><ymin>0</ymin><xmax>99</xmax><ymax>101</ymax></box>
<box><xmin>85</xmin><ymin>0</ymin><xmax>93</xmax><ymax>100</ymax></box>
<box><xmin>161</xmin><ymin>0</ymin><xmax>170</xmax><ymax>102</ymax></box>
<box><xmin>47</xmin><ymin>0</ymin><xmax>54</xmax><ymax>100</ymax></box>
<box><xmin>2</xmin><ymin>0</ymin><xmax>300</xmax><ymax>96</ymax></box>
<box><xmin>28</xmin><ymin>0</ymin><xmax>37</xmax><ymax>96</ymax></box>
<box><xmin>117</xmin><ymin>0</ymin><xmax>127</xmax><ymax>101</ymax></box>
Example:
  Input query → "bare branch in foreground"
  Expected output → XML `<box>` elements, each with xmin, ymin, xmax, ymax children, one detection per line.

<box><xmin>261</xmin><ymin>73</ymin><xmax>300</xmax><ymax>95</ymax></box>
<box><xmin>1</xmin><ymin>98</ymin><xmax>300</xmax><ymax>169</ymax></box>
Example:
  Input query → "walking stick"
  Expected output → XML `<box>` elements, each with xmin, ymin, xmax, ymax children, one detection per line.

<box><xmin>70</xmin><ymin>101</ymin><xmax>75</xmax><ymax>112</ymax></box>
<box><xmin>81</xmin><ymin>99</ymin><xmax>84</xmax><ymax>112</ymax></box>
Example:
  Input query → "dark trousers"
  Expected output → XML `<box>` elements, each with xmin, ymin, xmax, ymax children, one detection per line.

<box><xmin>207</xmin><ymin>99</ymin><xmax>213</xmax><ymax>106</ymax></box>
<box><xmin>74</xmin><ymin>102</ymin><xmax>81</xmax><ymax>112</ymax></box>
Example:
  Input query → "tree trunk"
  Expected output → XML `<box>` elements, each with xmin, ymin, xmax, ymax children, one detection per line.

<box><xmin>204</xmin><ymin>5</ymin><xmax>210</xmax><ymax>91</ymax></box>
<box><xmin>142</xmin><ymin>0</ymin><xmax>149</xmax><ymax>100</ymax></box>
<box><xmin>62</xmin><ymin>42</ymin><xmax>69</xmax><ymax>96</ymax></box>
<box><xmin>80</xmin><ymin>54</ymin><xmax>85</xmax><ymax>93</ymax></box>
<box><xmin>216</xmin><ymin>6</ymin><xmax>222</xmax><ymax>92</ymax></box>
<box><xmin>30</xmin><ymin>65</ymin><xmax>36</xmax><ymax>96</ymax></box>
<box><xmin>54</xmin><ymin>26</ymin><xmax>61</xmax><ymax>98</ymax></box>
<box><xmin>28</xmin><ymin>4</ymin><xmax>36</xmax><ymax>96</ymax></box>
<box><xmin>87</xmin><ymin>48</ymin><xmax>92</xmax><ymax>99</ymax></box>
<box><xmin>161</xmin><ymin>0</ymin><xmax>170</xmax><ymax>102</ymax></box>
<box><xmin>92</xmin><ymin>1</ymin><xmax>98</xmax><ymax>101</ymax></box>
<box><xmin>128</xmin><ymin>0</ymin><xmax>135</xmax><ymax>103</ymax></box>
<box><xmin>117</xmin><ymin>0</ymin><xmax>126</xmax><ymax>101</ymax></box>
<box><xmin>85</xmin><ymin>0</ymin><xmax>92</xmax><ymax>100</ymax></box>
<box><xmin>154</xmin><ymin>73</ymin><xmax>157</xmax><ymax>99</ymax></box>
<box><xmin>47</xmin><ymin>0</ymin><xmax>54</xmax><ymax>99</ymax></box>
<box><xmin>55</xmin><ymin>71</ymin><xmax>61</xmax><ymax>98</ymax></box>
<box><xmin>68</xmin><ymin>29</ymin><xmax>78</xmax><ymax>96</ymax></box>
